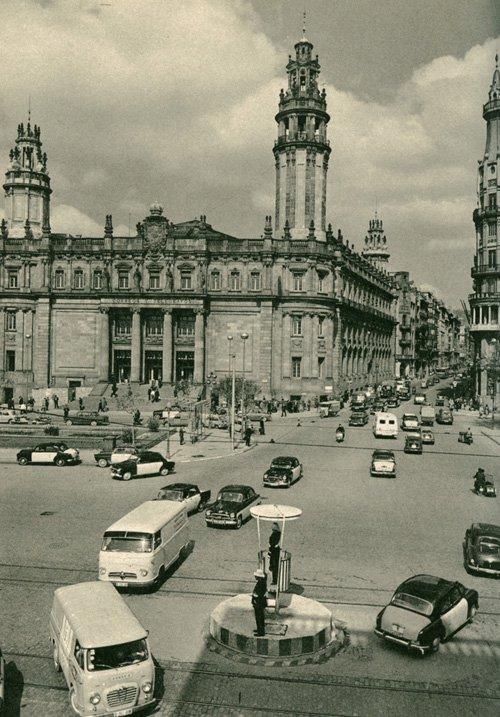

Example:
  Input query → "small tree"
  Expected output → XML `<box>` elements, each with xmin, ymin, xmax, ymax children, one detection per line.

<box><xmin>116</xmin><ymin>384</ymin><xmax>137</xmax><ymax>443</ymax></box>
<box><xmin>213</xmin><ymin>376</ymin><xmax>260</xmax><ymax>411</ymax></box>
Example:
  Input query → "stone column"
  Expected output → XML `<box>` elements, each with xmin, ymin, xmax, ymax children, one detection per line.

<box><xmin>99</xmin><ymin>308</ymin><xmax>110</xmax><ymax>381</ymax></box>
<box><xmin>325</xmin><ymin>313</ymin><xmax>334</xmax><ymax>380</ymax></box>
<box><xmin>162</xmin><ymin>309</ymin><xmax>172</xmax><ymax>383</ymax></box>
<box><xmin>130</xmin><ymin>308</ymin><xmax>141</xmax><ymax>382</ymax></box>
<box><xmin>33</xmin><ymin>298</ymin><xmax>51</xmax><ymax>387</ymax></box>
<box><xmin>194</xmin><ymin>309</ymin><xmax>205</xmax><ymax>384</ymax></box>
<box><xmin>0</xmin><ymin>308</ymin><xmax>4</xmax><ymax>370</ymax></box>
<box><xmin>311</xmin><ymin>314</ymin><xmax>318</xmax><ymax>377</ymax></box>
<box><xmin>282</xmin><ymin>313</ymin><xmax>291</xmax><ymax>378</ymax></box>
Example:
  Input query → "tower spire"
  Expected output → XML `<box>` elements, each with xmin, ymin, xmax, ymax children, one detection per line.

<box><xmin>361</xmin><ymin>212</ymin><xmax>390</xmax><ymax>265</ymax></box>
<box><xmin>302</xmin><ymin>10</ymin><xmax>307</xmax><ymax>40</ymax></box>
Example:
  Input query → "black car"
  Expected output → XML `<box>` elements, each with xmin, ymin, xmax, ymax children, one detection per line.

<box><xmin>65</xmin><ymin>412</ymin><xmax>109</xmax><ymax>426</ymax></box>
<box><xmin>375</xmin><ymin>574</ymin><xmax>478</xmax><ymax>654</ymax></box>
<box><xmin>111</xmin><ymin>451</ymin><xmax>175</xmax><ymax>481</ymax></box>
<box><xmin>463</xmin><ymin>523</ymin><xmax>500</xmax><ymax>577</ymax></box>
<box><xmin>404</xmin><ymin>436</ymin><xmax>423</xmax><ymax>454</ymax></box>
<box><xmin>386</xmin><ymin>397</ymin><xmax>400</xmax><ymax>409</ymax></box>
<box><xmin>16</xmin><ymin>442</ymin><xmax>80</xmax><ymax>466</ymax></box>
<box><xmin>349</xmin><ymin>411</ymin><xmax>369</xmax><ymax>426</ymax></box>
<box><xmin>156</xmin><ymin>483</ymin><xmax>211</xmax><ymax>514</ymax></box>
<box><xmin>436</xmin><ymin>408</ymin><xmax>453</xmax><ymax>425</ymax></box>
<box><xmin>263</xmin><ymin>456</ymin><xmax>303</xmax><ymax>488</ymax></box>
<box><xmin>205</xmin><ymin>484</ymin><xmax>261</xmax><ymax>528</ymax></box>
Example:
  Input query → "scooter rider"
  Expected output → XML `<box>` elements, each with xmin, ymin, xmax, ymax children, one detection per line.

<box><xmin>336</xmin><ymin>424</ymin><xmax>345</xmax><ymax>438</ymax></box>
<box><xmin>474</xmin><ymin>468</ymin><xmax>486</xmax><ymax>493</ymax></box>
<box><xmin>465</xmin><ymin>427</ymin><xmax>473</xmax><ymax>442</ymax></box>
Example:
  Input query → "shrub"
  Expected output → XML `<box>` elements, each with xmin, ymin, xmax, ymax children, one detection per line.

<box><xmin>121</xmin><ymin>428</ymin><xmax>134</xmax><ymax>443</ymax></box>
<box><xmin>44</xmin><ymin>425</ymin><xmax>59</xmax><ymax>436</ymax></box>
<box><xmin>147</xmin><ymin>417</ymin><xmax>160</xmax><ymax>432</ymax></box>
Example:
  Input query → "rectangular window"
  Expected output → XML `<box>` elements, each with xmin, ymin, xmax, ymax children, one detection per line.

<box><xmin>180</xmin><ymin>272</ymin><xmax>192</xmax><ymax>290</ymax></box>
<box><xmin>250</xmin><ymin>272</ymin><xmax>261</xmax><ymax>291</ymax></box>
<box><xmin>488</xmin><ymin>193</ymin><xmax>497</xmax><ymax>209</ymax></box>
<box><xmin>8</xmin><ymin>271</ymin><xmax>18</xmax><ymax>289</ymax></box>
<box><xmin>6</xmin><ymin>311</ymin><xmax>16</xmax><ymax>331</ymax></box>
<box><xmin>229</xmin><ymin>271</ymin><xmax>241</xmax><ymax>291</ymax></box>
<box><xmin>488</xmin><ymin>250</ymin><xmax>497</xmax><ymax>268</ymax></box>
<box><xmin>177</xmin><ymin>315</ymin><xmax>195</xmax><ymax>336</ymax></box>
<box><xmin>145</xmin><ymin>316</ymin><xmax>163</xmax><ymax>336</ymax></box>
<box><xmin>492</xmin><ymin>306</ymin><xmax>499</xmax><ymax>323</ymax></box>
<box><xmin>210</xmin><ymin>271</ymin><xmax>221</xmax><ymax>290</ymax></box>
<box><xmin>318</xmin><ymin>316</ymin><xmax>324</xmax><ymax>336</ymax></box>
<box><xmin>6</xmin><ymin>350</ymin><xmax>15</xmax><ymax>371</ymax></box>
<box><xmin>318</xmin><ymin>356</ymin><xmax>325</xmax><ymax>378</ymax></box>
<box><xmin>54</xmin><ymin>270</ymin><xmax>65</xmax><ymax>289</ymax></box>
<box><xmin>292</xmin><ymin>356</ymin><xmax>301</xmax><ymax>378</ymax></box>
<box><xmin>318</xmin><ymin>273</ymin><xmax>327</xmax><ymax>292</ymax></box>
<box><xmin>292</xmin><ymin>272</ymin><xmax>304</xmax><ymax>292</ymax></box>
<box><xmin>74</xmin><ymin>270</ymin><xmax>84</xmax><ymax>289</ymax></box>
<box><xmin>488</xmin><ymin>222</ymin><xmax>497</xmax><ymax>237</ymax></box>
<box><xmin>114</xmin><ymin>317</ymin><xmax>131</xmax><ymax>335</ymax></box>
<box><xmin>118</xmin><ymin>271</ymin><xmax>129</xmax><ymax>290</ymax></box>
<box><xmin>149</xmin><ymin>271</ymin><xmax>160</xmax><ymax>290</ymax></box>
<box><xmin>92</xmin><ymin>271</ymin><xmax>102</xmax><ymax>290</ymax></box>
<box><xmin>292</xmin><ymin>315</ymin><xmax>302</xmax><ymax>336</ymax></box>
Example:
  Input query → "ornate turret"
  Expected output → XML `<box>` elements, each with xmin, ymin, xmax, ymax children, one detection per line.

<box><xmin>273</xmin><ymin>19</ymin><xmax>331</xmax><ymax>241</ymax></box>
<box><xmin>361</xmin><ymin>213</ymin><xmax>390</xmax><ymax>264</ymax></box>
<box><xmin>3</xmin><ymin>120</ymin><xmax>52</xmax><ymax>239</ymax></box>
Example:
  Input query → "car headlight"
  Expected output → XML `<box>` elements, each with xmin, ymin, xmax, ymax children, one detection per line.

<box><xmin>90</xmin><ymin>693</ymin><xmax>101</xmax><ymax>705</ymax></box>
<box><xmin>470</xmin><ymin>558</ymin><xmax>476</xmax><ymax>565</ymax></box>
<box><xmin>140</xmin><ymin>569</ymin><xmax>149</xmax><ymax>577</ymax></box>
<box><xmin>142</xmin><ymin>681</ymin><xmax>153</xmax><ymax>694</ymax></box>
<box><xmin>229</xmin><ymin>512</ymin><xmax>236</xmax><ymax>518</ymax></box>
<box><xmin>99</xmin><ymin>567</ymin><xmax>106</xmax><ymax>575</ymax></box>
<box><xmin>206</xmin><ymin>509</ymin><xmax>212</xmax><ymax>516</ymax></box>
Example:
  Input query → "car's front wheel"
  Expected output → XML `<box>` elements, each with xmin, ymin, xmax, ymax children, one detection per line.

<box><xmin>122</xmin><ymin>471</ymin><xmax>132</xmax><ymax>481</ymax></box>
<box><xmin>90</xmin><ymin>420</ymin><xmax>97</xmax><ymax>427</ymax></box>
<box><xmin>53</xmin><ymin>644</ymin><xmax>61</xmax><ymax>672</ymax></box>
<box><xmin>236</xmin><ymin>515</ymin><xmax>243</xmax><ymax>529</ymax></box>
<box><xmin>55</xmin><ymin>457</ymin><xmax>66</xmax><ymax>467</ymax></box>
<box><xmin>97</xmin><ymin>458</ymin><xmax>109</xmax><ymax>468</ymax></box>
<box><xmin>17</xmin><ymin>456</ymin><xmax>28</xmax><ymax>466</ymax></box>
<box><xmin>159</xmin><ymin>466</ymin><xmax>169</xmax><ymax>476</ymax></box>
<box><xmin>65</xmin><ymin>419</ymin><xmax>73</xmax><ymax>426</ymax></box>
<box><xmin>469</xmin><ymin>603</ymin><xmax>477</xmax><ymax>619</ymax></box>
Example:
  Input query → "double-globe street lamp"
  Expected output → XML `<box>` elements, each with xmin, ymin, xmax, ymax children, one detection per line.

<box><xmin>227</xmin><ymin>332</ymin><xmax>250</xmax><ymax>451</ymax></box>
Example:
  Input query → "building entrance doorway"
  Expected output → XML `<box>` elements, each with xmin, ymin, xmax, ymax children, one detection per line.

<box><xmin>3</xmin><ymin>387</ymin><xmax>13</xmax><ymax>405</ymax></box>
<box><xmin>175</xmin><ymin>351</ymin><xmax>194</xmax><ymax>382</ymax></box>
<box><xmin>144</xmin><ymin>351</ymin><xmax>162</xmax><ymax>382</ymax></box>
<box><xmin>113</xmin><ymin>349</ymin><xmax>131</xmax><ymax>383</ymax></box>
<box><xmin>68</xmin><ymin>380</ymin><xmax>82</xmax><ymax>402</ymax></box>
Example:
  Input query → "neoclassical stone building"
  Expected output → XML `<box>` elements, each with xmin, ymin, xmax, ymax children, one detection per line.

<box><xmin>0</xmin><ymin>33</ymin><xmax>396</xmax><ymax>403</ymax></box>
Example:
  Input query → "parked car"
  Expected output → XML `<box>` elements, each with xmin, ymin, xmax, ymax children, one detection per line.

<box><xmin>17</xmin><ymin>442</ymin><xmax>80</xmax><ymax>466</ymax></box>
<box><xmin>420</xmin><ymin>379</ymin><xmax>428</xmax><ymax>389</ymax></box>
<box><xmin>375</xmin><ymin>574</ymin><xmax>478</xmax><ymax>654</ymax></box>
<box><xmin>65</xmin><ymin>412</ymin><xmax>109</xmax><ymax>427</ymax></box>
<box><xmin>371</xmin><ymin>400</ymin><xmax>386</xmax><ymax>414</ymax></box>
<box><xmin>349</xmin><ymin>411</ymin><xmax>369</xmax><ymax>427</ymax></box>
<box><xmin>404</xmin><ymin>436</ymin><xmax>423</xmax><ymax>454</ymax></box>
<box><xmin>156</xmin><ymin>482</ymin><xmax>211</xmax><ymax>514</ymax></box>
<box><xmin>435</xmin><ymin>395</ymin><xmax>445</xmax><ymax>407</ymax></box>
<box><xmin>420</xmin><ymin>405</ymin><xmax>435</xmax><ymax>426</ymax></box>
<box><xmin>421</xmin><ymin>429</ymin><xmax>435</xmax><ymax>445</ymax></box>
<box><xmin>463</xmin><ymin>523</ymin><xmax>500</xmax><ymax>577</ymax></box>
<box><xmin>111</xmin><ymin>451</ymin><xmax>175</xmax><ymax>481</ymax></box>
<box><xmin>370</xmin><ymin>450</ymin><xmax>396</xmax><ymax>478</ymax></box>
<box><xmin>436</xmin><ymin>408</ymin><xmax>453</xmax><ymax>425</ymax></box>
<box><xmin>0</xmin><ymin>409</ymin><xmax>17</xmax><ymax>424</ymax></box>
<box><xmin>263</xmin><ymin>456</ymin><xmax>303</xmax><ymax>488</ymax></box>
<box><xmin>414</xmin><ymin>393</ymin><xmax>426</xmax><ymax>405</ymax></box>
<box><xmin>386</xmin><ymin>396</ymin><xmax>400</xmax><ymax>409</ymax></box>
<box><xmin>401</xmin><ymin>413</ymin><xmax>420</xmax><ymax>431</ymax></box>
<box><xmin>205</xmin><ymin>484</ymin><xmax>261</xmax><ymax>529</ymax></box>
<box><xmin>94</xmin><ymin>445</ymin><xmax>138</xmax><ymax>468</ymax></box>
<box><xmin>30</xmin><ymin>415</ymin><xmax>52</xmax><ymax>425</ymax></box>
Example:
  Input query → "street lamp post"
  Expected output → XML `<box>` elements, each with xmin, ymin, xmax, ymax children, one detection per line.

<box><xmin>228</xmin><ymin>335</ymin><xmax>235</xmax><ymax>451</ymax></box>
<box><xmin>240</xmin><ymin>332</ymin><xmax>249</xmax><ymax>422</ymax></box>
<box><xmin>489</xmin><ymin>338</ymin><xmax>500</xmax><ymax>427</ymax></box>
<box><xmin>165</xmin><ymin>401</ymin><xmax>172</xmax><ymax>457</ymax></box>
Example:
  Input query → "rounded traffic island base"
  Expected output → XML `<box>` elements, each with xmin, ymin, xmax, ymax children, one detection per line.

<box><xmin>206</xmin><ymin>593</ymin><xmax>348</xmax><ymax>666</ymax></box>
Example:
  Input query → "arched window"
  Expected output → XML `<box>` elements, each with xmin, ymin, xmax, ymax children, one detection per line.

<box><xmin>54</xmin><ymin>269</ymin><xmax>65</xmax><ymax>289</ymax></box>
<box><xmin>229</xmin><ymin>270</ymin><xmax>241</xmax><ymax>291</ymax></box>
<box><xmin>210</xmin><ymin>270</ymin><xmax>221</xmax><ymax>290</ymax></box>
<box><xmin>73</xmin><ymin>269</ymin><xmax>84</xmax><ymax>289</ymax></box>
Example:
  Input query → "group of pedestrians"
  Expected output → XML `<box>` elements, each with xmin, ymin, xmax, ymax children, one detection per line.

<box><xmin>148</xmin><ymin>379</ymin><xmax>161</xmax><ymax>403</ymax></box>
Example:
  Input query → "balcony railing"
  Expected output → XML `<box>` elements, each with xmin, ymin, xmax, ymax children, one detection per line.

<box><xmin>471</xmin><ymin>264</ymin><xmax>498</xmax><ymax>277</ymax></box>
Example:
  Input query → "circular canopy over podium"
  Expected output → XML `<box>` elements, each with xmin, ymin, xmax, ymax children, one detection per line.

<box><xmin>250</xmin><ymin>504</ymin><xmax>302</xmax><ymax>521</ymax></box>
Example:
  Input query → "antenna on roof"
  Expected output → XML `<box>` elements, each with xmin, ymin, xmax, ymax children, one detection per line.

<box><xmin>128</xmin><ymin>212</ymin><xmax>131</xmax><ymax>238</ymax></box>
<box><xmin>28</xmin><ymin>94</ymin><xmax>31</xmax><ymax>123</ymax></box>
<box><xmin>302</xmin><ymin>9</ymin><xmax>306</xmax><ymax>39</ymax></box>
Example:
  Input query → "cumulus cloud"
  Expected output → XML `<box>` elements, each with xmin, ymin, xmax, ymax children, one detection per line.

<box><xmin>0</xmin><ymin>0</ymin><xmax>496</xmax><ymax>305</ymax></box>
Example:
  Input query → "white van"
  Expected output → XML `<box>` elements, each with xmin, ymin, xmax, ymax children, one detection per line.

<box><xmin>373</xmin><ymin>412</ymin><xmax>398</xmax><ymax>438</ymax></box>
<box><xmin>50</xmin><ymin>581</ymin><xmax>155</xmax><ymax>716</ymax></box>
<box><xmin>99</xmin><ymin>501</ymin><xmax>190</xmax><ymax>588</ymax></box>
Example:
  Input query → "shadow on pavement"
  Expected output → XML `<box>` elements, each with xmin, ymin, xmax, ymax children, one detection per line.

<box><xmin>4</xmin><ymin>661</ymin><xmax>24</xmax><ymax>716</ymax></box>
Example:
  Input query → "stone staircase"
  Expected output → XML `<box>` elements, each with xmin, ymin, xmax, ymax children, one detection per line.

<box><xmin>68</xmin><ymin>382</ymin><xmax>203</xmax><ymax>413</ymax></box>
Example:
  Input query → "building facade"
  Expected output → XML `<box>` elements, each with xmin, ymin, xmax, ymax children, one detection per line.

<box><xmin>470</xmin><ymin>56</ymin><xmax>500</xmax><ymax>403</ymax></box>
<box><xmin>0</xmin><ymin>34</ymin><xmax>397</xmax><ymax>404</ymax></box>
<box><xmin>391</xmin><ymin>272</ymin><xmax>418</xmax><ymax>378</ymax></box>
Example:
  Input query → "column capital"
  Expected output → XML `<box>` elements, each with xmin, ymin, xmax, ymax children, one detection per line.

<box><xmin>194</xmin><ymin>307</ymin><xmax>206</xmax><ymax>316</ymax></box>
<box><xmin>99</xmin><ymin>306</ymin><xmax>109</xmax><ymax>314</ymax></box>
<box><xmin>162</xmin><ymin>307</ymin><xmax>172</xmax><ymax>315</ymax></box>
<box><xmin>132</xmin><ymin>307</ymin><xmax>141</xmax><ymax>315</ymax></box>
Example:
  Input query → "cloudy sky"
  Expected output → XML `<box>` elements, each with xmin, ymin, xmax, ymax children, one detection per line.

<box><xmin>0</xmin><ymin>0</ymin><xmax>498</xmax><ymax>307</ymax></box>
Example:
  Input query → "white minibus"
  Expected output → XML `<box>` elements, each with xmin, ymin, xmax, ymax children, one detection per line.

<box><xmin>373</xmin><ymin>412</ymin><xmax>398</xmax><ymax>438</ymax></box>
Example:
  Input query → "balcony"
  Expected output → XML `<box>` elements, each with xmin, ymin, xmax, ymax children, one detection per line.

<box><xmin>399</xmin><ymin>338</ymin><xmax>412</xmax><ymax>347</ymax></box>
<box><xmin>469</xmin><ymin>292</ymin><xmax>500</xmax><ymax>303</ymax></box>
<box><xmin>471</xmin><ymin>264</ymin><xmax>499</xmax><ymax>277</ymax></box>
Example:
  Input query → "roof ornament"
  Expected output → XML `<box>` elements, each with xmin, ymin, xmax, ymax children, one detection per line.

<box><xmin>104</xmin><ymin>214</ymin><xmax>113</xmax><ymax>238</ymax></box>
<box><xmin>283</xmin><ymin>219</ymin><xmax>291</xmax><ymax>240</ymax></box>
<box><xmin>264</xmin><ymin>214</ymin><xmax>273</xmax><ymax>238</ymax></box>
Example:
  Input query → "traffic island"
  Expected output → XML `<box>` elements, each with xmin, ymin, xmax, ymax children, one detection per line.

<box><xmin>206</xmin><ymin>593</ymin><xmax>347</xmax><ymax>666</ymax></box>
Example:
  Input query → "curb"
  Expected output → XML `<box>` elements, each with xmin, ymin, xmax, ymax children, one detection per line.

<box><xmin>481</xmin><ymin>430</ymin><xmax>500</xmax><ymax>446</ymax></box>
<box><xmin>175</xmin><ymin>442</ymin><xmax>257</xmax><ymax>464</ymax></box>
<box><xmin>202</xmin><ymin>620</ymin><xmax>349</xmax><ymax>667</ymax></box>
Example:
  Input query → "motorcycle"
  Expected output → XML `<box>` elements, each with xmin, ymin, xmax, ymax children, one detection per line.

<box><xmin>474</xmin><ymin>476</ymin><xmax>496</xmax><ymax>497</ymax></box>
<box><xmin>458</xmin><ymin>431</ymin><xmax>473</xmax><ymax>445</ymax></box>
<box><xmin>335</xmin><ymin>428</ymin><xmax>345</xmax><ymax>443</ymax></box>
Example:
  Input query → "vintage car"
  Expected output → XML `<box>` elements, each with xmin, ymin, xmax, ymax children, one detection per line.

<box><xmin>349</xmin><ymin>411</ymin><xmax>369</xmax><ymax>427</ymax></box>
<box><xmin>0</xmin><ymin>409</ymin><xmax>18</xmax><ymax>424</ymax></box>
<box><xmin>246</xmin><ymin>411</ymin><xmax>271</xmax><ymax>423</ymax></box>
<box><xmin>156</xmin><ymin>482</ymin><xmax>211</xmax><ymax>514</ymax></box>
<box><xmin>421</xmin><ymin>429</ymin><xmax>435</xmax><ymax>445</ymax></box>
<box><xmin>375</xmin><ymin>574</ymin><xmax>478</xmax><ymax>654</ymax></box>
<box><xmin>30</xmin><ymin>414</ymin><xmax>52</xmax><ymax>425</ymax></box>
<box><xmin>16</xmin><ymin>442</ymin><xmax>80</xmax><ymax>466</ymax></box>
<box><xmin>370</xmin><ymin>450</ymin><xmax>396</xmax><ymax>478</ymax></box>
<box><xmin>263</xmin><ymin>456</ymin><xmax>303</xmax><ymax>488</ymax></box>
<box><xmin>404</xmin><ymin>436</ymin><xmax>423</xmax><ymax>454</ymax></box>
<box><xmin>401</xmin><ymin>413</ymin><xmax>420</xmax><ymax>431</ymax></box>
<box><xmin>111</xmin><ymin>451</ymin><xmax>175</xmax><ymax>481</ymax></box>
<box><xmin>398</xmin><ymin>388</ymin><xmax>411</xmax><ymax>401</ymax></box>
<box><xmin>371</xmin><ymin>400</ymin><xmax>386</xmax><ymax>414</ymax></box>
<box><xmin>463</xmin><ymin>523</ymin><xmax>500</xmax><ymax>577</ymax></box>
<box><xmin>65</xmin><ymin>412</ymin><xmax>109</xmax><ymax>427</ymax></box>
<box><xmin>436</xmin><ymin>408</ymin><xmax>453</xmax><ymax>425</ymax></box>
<box><xmin>6</xmin><ymin>414</ymin><xmax>30</xmax><ymax>425</ymax></box>
<box><xmin>205</xmin><ymin>484</ymin><xmax>261</xmax><ymax>529</ymax></box>
<box><xmin>435</xmin><ymin>395</ymin><xmax>445</xmax><ymax>407</ymax></box>
<box><xmin>414</xmin><ymin>393</ymin><xmax>426</xmax><ymax>405</ymax></box>
<box><xmin>386</xmin><ymin>396</ymin><xmax>400</xmax><ymax>409</ymax></box>
<box><xmin>94</xmin><ymin>444</ymin><xmax>138</xmax><ymax>468</ymax></box>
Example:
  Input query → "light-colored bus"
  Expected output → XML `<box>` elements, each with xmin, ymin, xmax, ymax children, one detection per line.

<box><xmin>50</xmin><ymin>581</ymin><xmax>155</xmax><ymax>716</ymax></box>
<box><xmin>99</xmin><ymin>500</ymin><xmax>190</xmax><ymax>589</ymax></box>
<box><xmin>373</xmin><ymin>412</ymin><xmax>398</xmax><ymax>438</ymax></box>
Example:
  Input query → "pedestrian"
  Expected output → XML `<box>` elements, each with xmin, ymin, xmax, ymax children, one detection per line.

<box><xmin>244</xmin><ymin>425</ymin><xmax>252</xmax><ymax>446</ymax></box>
<box><xmin>28</xmin><ymin>396</ymin><xmax>35</xmax><ymax>411</ymax></box>
<box><xmin>98</xmin><ymin>399</ymin><xmax>103</xmax><ymax>413</ymax></box>
<box><xmin>268</xmin><ymin>523</ymin><xmax>281</xmax><ymax>586</ymax></box>
<box><xmin>307</xmin><ymin>400</ymin><xmax>311</xmax><ymax>411</ymax></box>
<box><xmin>78</xmin><ymin>397</ymin><xmax>84</xmax><ymax>411</ymax></box>
<box><xmin>251</xmin><ymin>568</ymin><xmax>268</xmax><ymax>637</ymax></box>
<box><xmin>8</xmin><ymin>397</ymin><xmax>14</xmax><ymax>410</ymax></box>
<box><xmin>297</xmin><ymin>418</ymin><xmax>301</xmax><ymax>427</ymax></box>
<box><xmin>53</xmin><ymin>394</ymin><xmax>59</xmax><ymax>409</ymax></box>
<box><xmin>179</xmin><ymin>427</ymin><xmax>185</xmax><ymax>445</ymax></box>
<box><xmin>63</xmin><ymin>405</ymin><xmax>69</xmax><ymax>420</ymax></box>
<box><xmin>154</xmin><ymin>388</ymin><xmax>160</xmax><ymax>402</ymax></box>
<box><xmin>259</xmin><ymin>418</ymin><xmax>265</xmax><ymax>435</ymax></box>
<box><xmin>111</xmin><ymin>382</ymin><xmax>118</xmax><ymax>398</ymax></box>
<box><xmin>18</xmin><ymin>396</ymin><xmax>24</xmax><ymax>408</ymax></box>
<box><xmin>102</xmin><ymin>397</ymin><xmax>108</xmax><ymax>412</ymax></box>
<box><xmin>44</xmin><ymin>396</ymin><xmax>49</xmax><ymax>412</ymax></box>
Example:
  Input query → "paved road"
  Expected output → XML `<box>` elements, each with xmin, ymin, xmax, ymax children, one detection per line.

<box><xmin>1</xmin><ymin>382</ymin><xmax>500</xmax><ymax>715</ymax></box>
